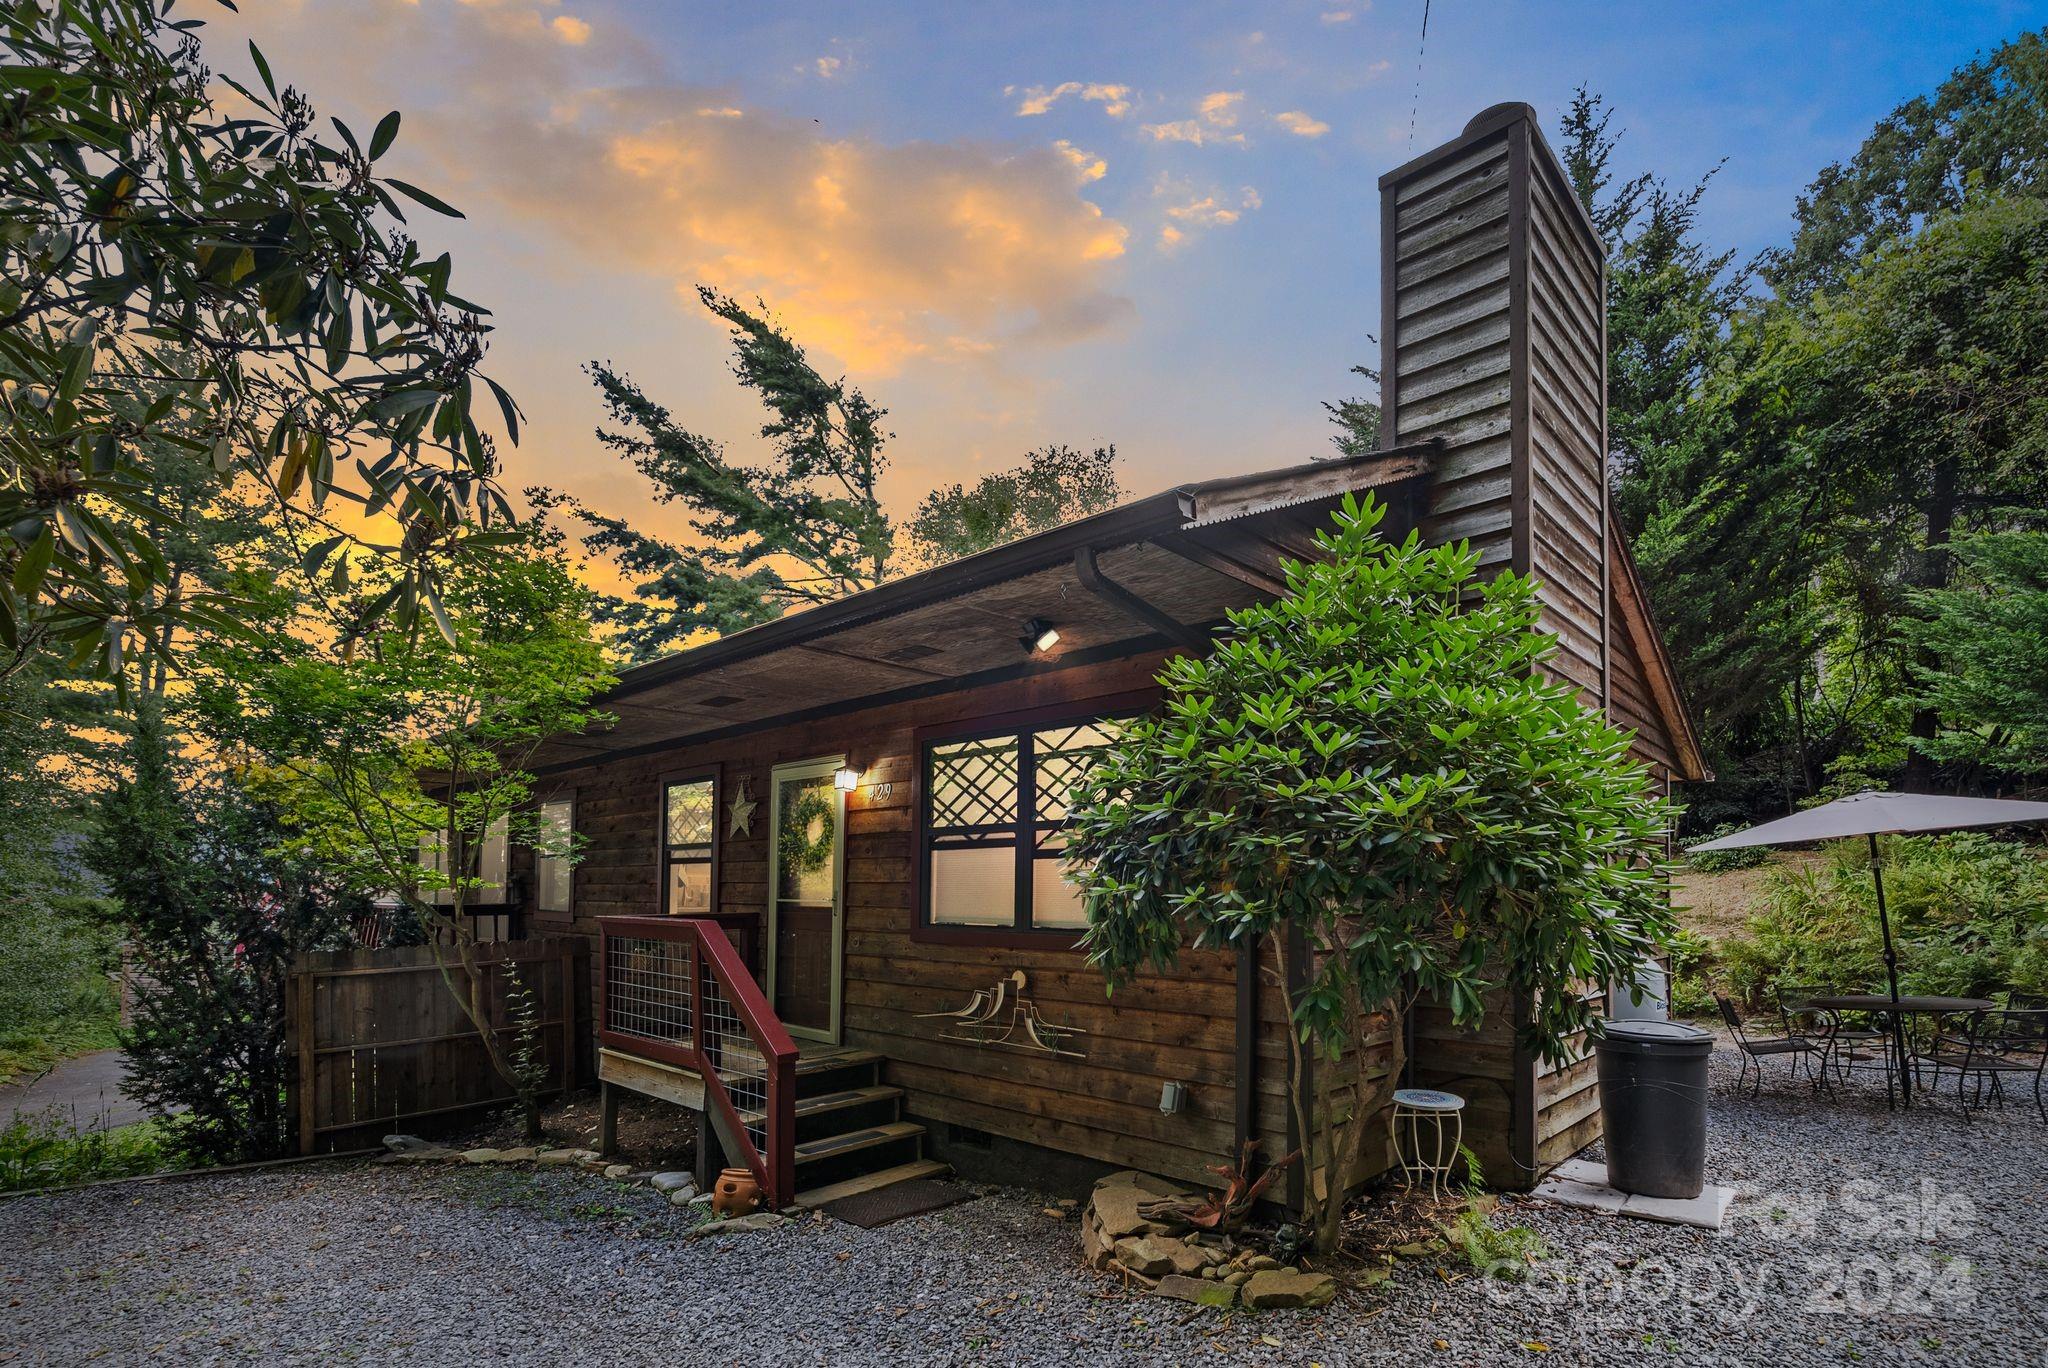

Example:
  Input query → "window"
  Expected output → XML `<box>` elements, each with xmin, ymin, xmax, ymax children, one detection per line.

<box><xmin>418</xmin><ymin>816</ymin><xmax>508</xmax><ymax>907</ymax></box>
<box><xmin>921</xmin><ymin>714</ymin><xmax>1125</xmax><ymax>935</ymax></box>
<box><xmin>535</xmin><ymin>797</ymin><xmax>574</xmax><ymax>913</ymax></box>
<box><xmin>662</xmin><ymin>774</ymin><xmax>718</xmax><ymax>915</ymax></box>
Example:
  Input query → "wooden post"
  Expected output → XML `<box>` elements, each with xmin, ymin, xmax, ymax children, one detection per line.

<box><xmin>557</xmin><ymin>937</ymin><xmax>577</xmax><ymax>1093</ymax></box>
<box><xmin>691</xmin><ymin>1104</ymin><xmax>720</xmax><ymax>1189</ymax></box>
<box><xmin>598</xmin><ymin>1080</ymin><xmax>619</xmax><ymax>1158</ymax></box>
<box><xmin>295</xmin><ymin>964</ymin><xmax>317</xmax><ymax>1156</ymax></box>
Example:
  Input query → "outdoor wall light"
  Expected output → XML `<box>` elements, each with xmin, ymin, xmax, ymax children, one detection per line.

<box><xmin>834</xmin><ymin>763</ymin><xmax>862</xmax><ymax>792</ymax></box>
<box><xmin>1158</xmin><ymin>1080</ymin><xmax>1186</xmax><ymax>1116</ymax></box>
<box><xmin>1022</xmin><ymin>618</ymin><xmax>1061</xmax><ymax>654</ymax></box>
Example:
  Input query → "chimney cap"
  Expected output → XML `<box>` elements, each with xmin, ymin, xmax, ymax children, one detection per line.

<box><xmin>1463</xmin><ymin>101</ymin><xmax>1538</xmax><ymax>136</ymax></box>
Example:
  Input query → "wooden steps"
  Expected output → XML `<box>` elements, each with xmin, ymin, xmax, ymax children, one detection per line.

<box><xmin>755</xmin><ymin>1046</ymin><xmax>947</xmax><ymax>1208</ymax></box>
<box><xmin>794</xmin><ymin>1159</ymin><xmax>950</xmax><ymax>1210</ymax></box>
<box><xmin>794</xmin><ymin>1119</ymin><xmax>924</xmax><ymax>1166</ymax></box>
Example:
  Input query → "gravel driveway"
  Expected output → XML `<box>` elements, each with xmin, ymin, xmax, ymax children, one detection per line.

<box><xmin>3</xmin><ymin>1047</ymin><xmax>2041</xmax><ymax>1367</ymax></box>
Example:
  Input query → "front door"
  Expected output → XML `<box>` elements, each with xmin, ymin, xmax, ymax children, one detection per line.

<box><xmin>767</xmin><ymin>757</ymin><xmax>845</xmax><ymax>1043</ymax></box>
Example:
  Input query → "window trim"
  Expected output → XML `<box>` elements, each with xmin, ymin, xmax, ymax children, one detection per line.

<box><xmin>657</xmin><ymin>765</ymin><xmax>721</xmax><ymax>918</ymax></box>
<box><xmin>533</xmin><ymin>790</ymin><xmax>577</xmax><ymax>915</ymax></box>
<box><xmin>911</xmin><ymin>692</ymin><xmax>1151</xmax><ymax>948</ymax></box>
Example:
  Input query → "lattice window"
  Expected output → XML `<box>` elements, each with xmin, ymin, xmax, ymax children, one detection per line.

<box><xmin>664</xmin><ymin>776</ymin><xmax>717</xmax><ymax>915</ymax></box>
<box><xmin>922</xmin><ymin>714</ymin><xmax>1126</xmax><ymax>932</ymax></box>
<box><xmin>928</xmin><ymin>736</ymin><xmax>1019</xmax><ymax>832</ymax></box>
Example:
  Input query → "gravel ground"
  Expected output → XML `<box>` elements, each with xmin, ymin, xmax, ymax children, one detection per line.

<box><xmin>3</xmin><ymin>1045</ymin><xmax>2042</xmax><ymax>1367</ymax></box>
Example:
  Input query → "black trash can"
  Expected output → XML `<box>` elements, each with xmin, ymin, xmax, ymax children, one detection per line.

<box><xmin>1593</xmin><ymin>1019</ymin><xmax>1712</xmax><ymax>1199</ymax></box>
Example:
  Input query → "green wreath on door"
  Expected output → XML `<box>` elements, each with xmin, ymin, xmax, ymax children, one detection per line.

<box><xmin>778</xmin><ymin>785</ymin><xmax>837</xmax><ymax>875</ymax></box>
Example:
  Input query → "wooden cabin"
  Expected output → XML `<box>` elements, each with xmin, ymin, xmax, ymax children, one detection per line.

<box><xmin>504</xmin><ymin>103</ymin><xmax>1707</xmax><ymax>1211</ymax></box>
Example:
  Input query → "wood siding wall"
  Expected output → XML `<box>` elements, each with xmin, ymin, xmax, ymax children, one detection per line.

<box><xmin>526</xmin><ymin>653</ymin><xmax>1292</xmax><ymax>1187</ymax></box>
<box><xmin>1383</xmin><ymin>103</ymin><xmax>1676</xmax><ymax>1187</ymax></box>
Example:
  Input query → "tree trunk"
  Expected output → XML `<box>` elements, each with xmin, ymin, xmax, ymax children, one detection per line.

<box><xmin>1901</xmin><ymin>456</ymin><xmax>1957</xmax><ymax>792</ymax></box>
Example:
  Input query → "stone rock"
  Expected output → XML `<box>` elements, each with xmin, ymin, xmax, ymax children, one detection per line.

<box><xmin>1200</xmin><ymin>1265</ymin><xmax>1221</xmax><ymax>1280</ymax></box>
<box><xmin>1112</xmin><ymin>1235</ymin><xmax>1181</xmax><ymax>1279</ymax></box>
<box><xmin>649</xmin><ymin>1171</ymin><xmax>695</xmax><ymax>1195</ymax></box>
<box><xmin>537</xmin><ymin>1148</ymin><xmax>599</xmax><ymax>1166</ymax></box>
<box><xmin>687</xmin><ymin>1191</ymin><xmax>716</xmax><ymax>1208</ymax></box>
<box><xmin>460</xmin><ymin>1148</ymin><xmax>503</xmax><ymax>1164</ymax></box>
<box><xmin>383</xmin><ymin>1134</ymin><xmax>437</xmax><ymax>1154</ymax></box>
<box><xmin>667</xmin><ymin>1187</ymin><xmax>701</xmax><ymax>1207</ymax></box>
<box><xmin>1223</xmin><ymin>1269</ymin><xmax>1253</xmax><ymax>1287</ymax></box>
<box><xmin>602</xmin><ymin>1164</ymin><xmax>632</xmax><ymax>1180</ymax></box>
<box><xmin>1241</xmin><ymin>1270</ymin><xmax>1338</xmax><ymax>1311</ymax></box>
<box><xmin>1081</xmin><ymin>1213</ymin><xmax>1114</xmax><ymax>1270</ymax></box>
<box><xmin>1089</xmin><ymin>1173</ymin><xmax>1187</xmax><ymax>1241</ymax></box>
<box><xmin>687</xmin><ymin>1211</ymin><xmax>790</xmax><ymax>1239</ymax></box>
<box><xmin>495</xmin><ymin>1147</ymin><xmax>537</xmax><ymax>1163</ymax></box>
<box><xmin>1154</xmin><ymin>1274</ymin><xmax>1236</xmax><ymax>1308</ymax></box>
<box><xmin>1165</xmin><ymin>1242</ymin><xmax>1214</xmax><ymax>1278</ymax></box>
<box><xmin>1242</xmin><ymin>1254</ymin><xmax>1281</xmax><ymax>1272</ymax></box>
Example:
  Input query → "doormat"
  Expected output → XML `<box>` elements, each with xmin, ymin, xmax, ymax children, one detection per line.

<box><xmin>820</xmin><ymin>1178</ymin><xmax>977</xmax><ymax>1229</ymax></box>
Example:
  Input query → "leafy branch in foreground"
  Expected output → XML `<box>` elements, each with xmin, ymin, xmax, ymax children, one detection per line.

<box><xmin>1</xmin><ymin>0</ymin><xmax>521</xmax><ymax>685</ymax></box>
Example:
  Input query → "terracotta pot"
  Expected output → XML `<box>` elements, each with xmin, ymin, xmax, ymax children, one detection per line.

<box><xmin>712</xmin><ymin>1166</ymin><xmax>762</xmax><ymax>1216</ymax></box>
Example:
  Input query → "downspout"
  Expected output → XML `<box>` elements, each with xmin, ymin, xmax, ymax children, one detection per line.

<box><xmin>1073</xmin><ymin>545</ymin><xmax>1209</xmax><ymax>652</ymax></box>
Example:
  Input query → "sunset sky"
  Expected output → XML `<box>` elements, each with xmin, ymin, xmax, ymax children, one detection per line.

<box><xmin>214</xmin><ymin>1</ymin><xmax>2030</xmax><ymax>557</ymax></box>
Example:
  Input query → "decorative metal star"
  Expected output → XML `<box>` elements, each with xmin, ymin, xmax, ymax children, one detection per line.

<box><xmin>726</xmin><ymin>782</ymin><xmax>757</xmax><ymax>837</ymax></box>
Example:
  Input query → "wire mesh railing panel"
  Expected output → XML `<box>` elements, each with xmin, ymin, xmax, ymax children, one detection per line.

<box><xmin>602</xmin><ymin>934</ymin><xmax>694</xmax><ymax>1048</ymax></box>
<box><xmin>699</xmin><ymin>967</ymin><xmax>770</xmax><ymax>1161</ymax></box>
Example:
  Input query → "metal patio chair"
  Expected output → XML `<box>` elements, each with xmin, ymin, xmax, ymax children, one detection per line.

<box><xmin>1918</xmin><ymin>1008</ymin><xmax>2048</xmax><ymax>1122</ymax></box>
<box><xmin>1718</xmin><ymin>995</ymin><xmax>1827</xmax><ymax>1098</ymax></box>
<box><xmin>1779</xmin><ymin>982</ymin><xmax>1889</xmax><ymax>1087</ymax></box>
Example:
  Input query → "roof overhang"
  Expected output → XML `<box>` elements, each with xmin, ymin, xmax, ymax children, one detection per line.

<box><xmin>528</xmin><ymin>445</ymin><xmax>1435</xmax><ymax>772</ymax></box>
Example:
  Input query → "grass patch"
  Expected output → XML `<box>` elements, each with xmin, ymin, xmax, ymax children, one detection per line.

<box><xmin>0</xmin><ymin>1108</ymin><xmax>172</xmax><ymax>1193</ymax></box>
<box><xmin>0</xmin><ymin>894</ymin><xmax>121</xmax><ymax>1084</ymax></box>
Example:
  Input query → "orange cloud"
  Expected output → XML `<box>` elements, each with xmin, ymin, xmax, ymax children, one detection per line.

<box><xmin>550</xmin><ymin>14</ymin><xmax>589</xmax><ymax>44</ymax></box>
<box><xmin>1198</xmin><ymin>91</ymin><xmax>1244</xmax><ymax>126</ymax></box>
<box><xmin>224</xmin><ymin>2</ymin><xmax>1130</xmax><ymax>375</ymax></box>
<box><xmin>1157</xmin><ymin>178</ymin><xmax>1261</xmax><ymax>249</ymax></box>
<box><xmin>1275</xmin><ymin>110</ymin><xmax>1330</xmax><ymax>137</ymax></box>
<box><xmin>1054</xmin><ymin>139</ymin><xmax>1108</xmax><ymax>183</ymax></box>
<box><xmin>1141</xmin><ymin>119</ymin><xmax>1248</xmax><ymax>148</ymax></box>
<box><xmin>1010</xmin><ymin>82</ymin><xmax>1133</xmax><ymax>118</ymax></box>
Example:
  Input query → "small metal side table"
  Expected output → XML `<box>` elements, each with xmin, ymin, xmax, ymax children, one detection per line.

<box><xmin>1389</xmin><ymin>1087</ymin><xmax>1466</xmax><ymax>1199</ymax></box>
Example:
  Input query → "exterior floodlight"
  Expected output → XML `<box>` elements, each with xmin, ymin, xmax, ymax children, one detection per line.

<box><xmin>1023</xmin><ymin>618</ymin><xmax>1060</xmax><ymax>654</ymax></box>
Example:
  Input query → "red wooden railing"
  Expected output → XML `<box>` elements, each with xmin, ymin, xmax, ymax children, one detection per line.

<box><xmin>596</xmin><ymin>916</ymin><xmax>798</xmax><ymax>1209</ymax></box>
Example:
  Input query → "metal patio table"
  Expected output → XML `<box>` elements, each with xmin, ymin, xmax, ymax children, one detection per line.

<box><xmin>1809</xmin><ymin>994</ymin><xmax>1995</xmax><ymax>1108</ymax></box>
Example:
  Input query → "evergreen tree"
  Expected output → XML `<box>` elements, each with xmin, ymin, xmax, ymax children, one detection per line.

<box><xmin>88</xmin><ymin>708</ymin><xmax>361</xmax><ymax>1164</ymax></box>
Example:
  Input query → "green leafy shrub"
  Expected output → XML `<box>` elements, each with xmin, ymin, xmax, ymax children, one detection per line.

<box><xmin>1666</xmin><ymin>928</ymin><xmax>1720</xmax><ymax>1018</ymax></box>
<box><xmin>1068</xmin><ymin>494</ymin><xmax>1674</xmax><ymax>1253</ymax></box>
<box><xmin>1685</xmin><ymin>825</ymin><xmax>1773</xmax><ymax>873</ymax></box>
<box><xmin>1448</xmin><ymin>1208</ymin><xmax>1549</xmax><ymax>1280</ymax></box>
<box><xmin>1716</xmin><ymin>834</ymin><xmax>2048</xmax><ymax>1006</ymax></box>
<box><xmin>0</xmin><ymin>1110</ymin><xmax>169</xmax><ymax>1194</ymax></box>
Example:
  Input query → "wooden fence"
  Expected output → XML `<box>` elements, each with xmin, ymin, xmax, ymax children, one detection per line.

<box><xmin>287</xmin><ymin>938</ymin><xmax>590</xmax><ymax>1155</ymax></box>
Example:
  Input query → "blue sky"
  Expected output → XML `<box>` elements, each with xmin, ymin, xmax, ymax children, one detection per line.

<box><xmin>219</xmin><ymin>1</ymin><xmax>2038</xmax><ymax>564</ymax></box>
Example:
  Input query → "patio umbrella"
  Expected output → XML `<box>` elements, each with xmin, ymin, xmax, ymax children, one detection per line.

<box><xmin>1690</xmin><ymin>791</ymin><xmax>2048</xmax><ymax>1104</ymax></box>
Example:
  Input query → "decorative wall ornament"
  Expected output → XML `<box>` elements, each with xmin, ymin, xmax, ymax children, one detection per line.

<box><xmin>726</xmin><ymin>778</ymin><xmax>757</xmax><ymax>837</ymax></box>
<box><xmin>917</xmin><ymin>969</ymin><xmax>1090</xmax><ymax>1058</ymax></box>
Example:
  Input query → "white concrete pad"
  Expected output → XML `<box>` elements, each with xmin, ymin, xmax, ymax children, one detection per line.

<box><xmin>1532</xmin><ymin>1160</ymin><xmax>1735</xmax><ymax>1232</ymax></box>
